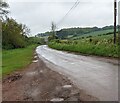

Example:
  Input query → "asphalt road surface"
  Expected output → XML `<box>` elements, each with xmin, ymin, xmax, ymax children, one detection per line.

<box><xmin>36</xmin><ymin>45</ymin><xmax>118</xmax><ymax>101</ymax></box>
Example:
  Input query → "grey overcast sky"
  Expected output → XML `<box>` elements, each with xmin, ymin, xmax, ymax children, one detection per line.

<box><xmin>7</xmin><ymin>0</ymin><xmax>119</xmax><ymax>35</ymax></box>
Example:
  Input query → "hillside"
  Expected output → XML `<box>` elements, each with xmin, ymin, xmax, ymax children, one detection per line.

<box><xmin>36</xmin><ymin>25</ymin><xmax>116</xmax><ymax>39</ymax></box>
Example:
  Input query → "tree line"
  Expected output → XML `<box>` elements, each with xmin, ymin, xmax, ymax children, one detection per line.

<box><xmin>2</xmin><ymin>18</ymin><xmax>30</xmax><ymax>49</ymax></box>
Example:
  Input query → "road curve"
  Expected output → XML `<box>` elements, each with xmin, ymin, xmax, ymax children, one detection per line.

<box><xmin>36</xmin><ymin>45</ymin><xmax>118</xmax><ymax>101</ymax></box>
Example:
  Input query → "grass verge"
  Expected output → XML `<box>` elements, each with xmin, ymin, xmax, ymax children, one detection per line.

<box><xmin>2</xmin><ymin>45</ymin><xmax>38</xmax><ymax>76</ymax></box>
<box><xmin>48</xmin><ymin>34</ymin><xmax>118</xmax><ymax>58</ymax></box>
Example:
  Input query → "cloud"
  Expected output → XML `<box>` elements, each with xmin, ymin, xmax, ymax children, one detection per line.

<box><xmin>7</xmin><ymin>0</ymin><xmax>119</xmax><ymax>35</ymax></box>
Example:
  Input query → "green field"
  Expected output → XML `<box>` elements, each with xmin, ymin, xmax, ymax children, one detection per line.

<box><xmin>71</xmin><ymin>29</ymin><xmax>114</xmax><ymax>40</ymax></box>
<box><xmin>48</xmin><ymin>34</ymin><xmax>118</xmax><ymax>58</ymax></box>
<box><xmin>2</xmin><ymin>45</ymin><xmax>38</xmax><ymax>76</ymax></box>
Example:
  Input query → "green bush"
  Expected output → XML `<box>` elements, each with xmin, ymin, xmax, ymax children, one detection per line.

<box><xmin>28</xmin><ymin>37</ymin><xmax>46</xmax><ymax>45</ymax></box>
<box><xmin>2</xmin><ymin>18</ymin><xmax>27</xmax><ymax>49</ymax></box>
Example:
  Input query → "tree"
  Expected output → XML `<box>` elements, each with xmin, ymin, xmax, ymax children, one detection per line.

<box><xmin>22</xmin><ymin>24</ymin><xmax>31</xmax><ymax>37</ymax></box>
<box><xmin>2</xmin><ymin>18</ymin><xmax>28</xmax><ymax>49</ymax></box>
<box><xmin>51</xmin><ymin>21</ymin><xmax>56</xmax><ymax>36</ymax></box>
<box><xmin>0</xmin><ymin>1</ymin><xmax>9</xmax><ymax>20</ymax></box>
<box><xmin>48</xmin><ymin>22</ymin><xmax>58</xmax><ymax>41</ymax></box>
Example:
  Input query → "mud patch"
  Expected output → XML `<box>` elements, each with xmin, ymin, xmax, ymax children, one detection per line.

<box><xmin>3</xmin><ymin>73</ymin><xmax>22</xmax><ymax>83</ymax></box>
<box><xmin>3</xmin><ymin>56</ymin><xmax>98</xmax><ymax>101</ymax></box>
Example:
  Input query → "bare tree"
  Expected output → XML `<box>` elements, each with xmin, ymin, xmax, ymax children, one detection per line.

<box><xmin>22</xmin><ymin>24</ymin><xmax>31</xmax><ymax>37</ymax></box>
<box><xmin>51</xmin><ymin>21</ymin><xmax>56</xmax><ymax>36</ymax></box>
<box><xmin>48</xmin><ymin>21</ymin><xmax>58</xmax><ymax>41</ymax></box>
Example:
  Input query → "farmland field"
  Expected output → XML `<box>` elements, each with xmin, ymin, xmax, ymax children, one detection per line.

<box><xmin>71</xmin><ymin>29</ymin><xmax>114</xmax><ymax>40</ymax></box>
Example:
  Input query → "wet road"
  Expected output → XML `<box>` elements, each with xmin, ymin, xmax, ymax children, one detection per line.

<box><xmin>36</xmin><ymin>45</ymin><xmax>118</xmax><ymax>101</ymax></box>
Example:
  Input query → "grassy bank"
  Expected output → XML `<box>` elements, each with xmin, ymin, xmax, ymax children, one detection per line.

<box><xmin>2</xmin><ymin>45</ymin><xmax>38</xmax><ymax>76</ymax></box>
<box><xmin>48</xmin><ymin>34</ymin><xmax>118</xmax><ymax>58</ymax></box>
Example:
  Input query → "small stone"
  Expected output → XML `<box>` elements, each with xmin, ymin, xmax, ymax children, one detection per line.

<box><xmin>34</xmin><ymin>56</ymin><xmax>37</xmax><ymax>59</ymax></box>
<box><xmin>40</xmin><ymin>70</ymin><xmax>43</xmax><ymax>73</ymax></box>
<box><xmin>63</xmin><ymin>85</ymin><xmax>72</xmax><ymax>89</ymax></box>
<box><xmin>8</xmin><ymin>80</ymin><xmax>11</xmax><ymax>83</ymax></box>
<box><xmin>32</xmin><ymin>60</ymin><xmax>38</xmax><ymax>63</ymax></box>
<box><xmin>50</xmin><ymin>98</ymin><xmax>64</xmax><ymax>102</ymax></box>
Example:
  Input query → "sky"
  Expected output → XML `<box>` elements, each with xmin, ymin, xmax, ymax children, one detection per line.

<box><xmin>7</xmin><ymin>0</ymin><xmax>120</xmax><ymax>35</ymax></box>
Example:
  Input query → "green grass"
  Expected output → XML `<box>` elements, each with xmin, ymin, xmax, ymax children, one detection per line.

<box><xmin>2</xmin><ymin>45</ymin><xmax>38</xmax><ymax>76</ymax></box>
<box><xmin>72</xmin><ymin>29</ymin><xmax>114</xmax><ymax>39</ymax></box>
<box><xmin>48</xmin><ymin>34</ymin><xmax>118</xmax><ymax>58</ymax></box>
<box><xmin>82</xmin><ymin>29</ymin><xmax>114</xmax><ymax>36</ymax></box>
